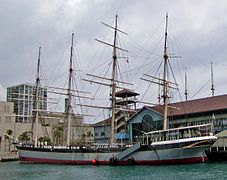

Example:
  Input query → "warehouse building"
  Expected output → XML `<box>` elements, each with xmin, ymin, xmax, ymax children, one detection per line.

<box><xmin>94</xmin><ymin>94</ymin><xmax>227</xmax><ymax>144</ymax></box>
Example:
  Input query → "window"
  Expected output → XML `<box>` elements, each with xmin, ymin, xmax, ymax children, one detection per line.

<box><xmin>142</xmin><ymin>114</ymin><xmax>154</xmax><ymax>132</ymax></box>
<box><xmin>101</xmin><ymin>132</ymin><xmax>105</xmax><ymax>136</ymax></box>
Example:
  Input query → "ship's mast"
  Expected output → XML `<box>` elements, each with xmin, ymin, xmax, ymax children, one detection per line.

<box><xmin>33</xmin><ymin>46</ymin><xmax>41</xmax><ymax>147</ymax></box>
<box><xmin>184</xmin><ymin>68</ymin><xmax>188</xmax><ymax>101</ymax></box>
<box><xmin>162</xmin><ymin>13</ymin><xmax>169</xmax><ymax>130</ymax></box>
<box><xmin>66</xmin><ymin>33</ymin><xmax>74</xmax><ymax>146</ymax></box>
<box><xmin>86</xmin><ymin>15</ymin><xmax>127</xmax><ymax>144</ymax></box>
<box><xmin>211</xmin><ymin>61</ymin><xmax>215</xmax><ymax>97</ymax></box>
<box><xmin>110</xmin><ymin>15</ymin><xmax>118</xmax><ymax>144</ymax></box>
<box><xmin>158</xmin><ymin>74</ymin><xmax>161</xmax><ymax>104</ymax></box>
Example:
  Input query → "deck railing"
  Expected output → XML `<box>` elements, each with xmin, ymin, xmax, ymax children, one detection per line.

<box><xmin>140</xmin><ymin>123</ymin><xmax>213</xmax><ymax>145</ymax></box>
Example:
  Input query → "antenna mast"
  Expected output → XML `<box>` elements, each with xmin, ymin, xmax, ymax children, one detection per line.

<box><xmin>66</xmin><ymin>33</ymin><xmax>74</xmax><ymax>146</ymax></box>
<box><xmin>211</xmin><ymin>61</ymin><xmax>215</xmax><ymax>97</ymax></box>
<box><xmin>33</xmin><ymin>46</ymin><xmax>41</xmax><ymax>148</ymax></box>
<box><xmin>184</xmin><ymin>68</ymin><xmax>188</xmax><ymax>101</ymax></box>
<box><xmin>162</xmin><ymin>13</ymin><xmax>169</xmax><ymax>130</ymax></box>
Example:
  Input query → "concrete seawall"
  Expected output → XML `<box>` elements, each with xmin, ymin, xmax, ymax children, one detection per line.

<box><xmin>0</xmin><ymin>152</ymin><xmax>19</xmax><ymax>162</ymax></box>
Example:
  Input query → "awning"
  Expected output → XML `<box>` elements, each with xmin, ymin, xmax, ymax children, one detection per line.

<box><xmin>114</xmin><ymin>133</ymin><xmax>129</xmax><ymax>139</ymax></box>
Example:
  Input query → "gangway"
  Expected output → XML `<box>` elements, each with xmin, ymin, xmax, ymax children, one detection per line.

<box><xmin>115</xmin><ymin>142</ymin><xmax>141</xmax><ymax>160</ymax></box>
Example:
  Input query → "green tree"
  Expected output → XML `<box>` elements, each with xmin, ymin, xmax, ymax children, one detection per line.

<box><xmin>38</xmin><ymin>136</ymin><xmax>51</xmax><ymax>145</ymax></box>
<box><xmin>86</xmin><ymin>131</ymin><xmax>93</xmax><ymax>142</ymax></box>
<box><xmin>18</xmin><ymin>132</ymin><xmax>30</xmax><ymax>144</ymax></box>
<box><xmin>53</xmin><ymin>127</ymin><xmax>63</xmax><ymax>145</ymax></box>
<box><xmin>78</xmin><ymin>133</ymin><xmax>86</xmax><ymax>145</ymax></box>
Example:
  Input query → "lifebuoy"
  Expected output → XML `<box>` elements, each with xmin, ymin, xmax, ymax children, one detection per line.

<box><xmin>91</xmin><ymin>159</ymin><xmax>99</xmax><ymax>165</ymax></box>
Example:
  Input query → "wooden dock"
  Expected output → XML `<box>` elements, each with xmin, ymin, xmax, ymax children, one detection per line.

<box><xmin>205</xmin><ymin>133</ymin><xmax>227</xmax><ymax>162</ymax></box>
<box><xmin>206</xmin><ymin>147</ymin><xmax>227</xmax><ymax>162</ymax></box>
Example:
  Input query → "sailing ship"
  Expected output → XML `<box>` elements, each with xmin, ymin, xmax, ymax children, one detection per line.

<box><xmin>16</xmin><ymin>14</ymin><xmax>217</xmax><ymax>165</ymax></box>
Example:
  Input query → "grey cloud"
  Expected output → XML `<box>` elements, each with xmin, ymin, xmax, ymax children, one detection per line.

<box><xmin>1</xmin><ymin>0</ymin><xmax>227</xmax><ymax>107</ymax></box>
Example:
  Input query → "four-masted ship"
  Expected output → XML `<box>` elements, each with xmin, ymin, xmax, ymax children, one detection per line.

<box><xmin>16</xmin><ymin>14</ymin><xmax>217</xmax><ymax>165</ymax></box>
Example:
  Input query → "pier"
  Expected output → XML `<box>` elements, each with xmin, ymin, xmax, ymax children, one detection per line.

<box><xmin>0</xmin><ymin>152</ymin><xmax>19</xmax><ymax>162</ymax></box>
<box><xmin>205</xmin><ymin>130</ymin><xmax>227</xmax><ymax>162</ymax></box>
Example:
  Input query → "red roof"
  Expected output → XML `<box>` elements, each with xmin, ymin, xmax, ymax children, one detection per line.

<box><xmin>150</xmin><ymin>94</ymin><xmax>227</xmax><ymax>116</ymax></box>
<box><xmin>93</xmin><ymin>94</ymin><xmax>227</xmax><ymax>125</ymax></box>
<box><xmin>92</xmin><ymin>117</ymin><xmax>111</xmax><ymax>127</ymax></box>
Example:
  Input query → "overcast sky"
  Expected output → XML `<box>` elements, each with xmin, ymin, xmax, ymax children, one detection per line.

<box><xmin>1</xmin><ymin>0</ymin><xmax>227</xmax><ymax>121</ymax></box>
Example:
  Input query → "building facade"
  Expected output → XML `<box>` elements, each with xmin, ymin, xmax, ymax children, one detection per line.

<box><xmin>7</xmin><ymin>83</ymin><xmax>47</xmax><ymax>123</ymax></box>
<box><xmin>0</xmin><ymin>101</ymin><xmax>15</xmax><ymax>152</ymax></box>
<box><xmin>93</xmin><ymin>118</ymin><xmax>111</xmax><ymax>144</ymax></box>
<box><xmin>0</xmin><ymin>103</ymin><xmax>93</xmax><ymax>151</ymax></box>
<box><xmin>93</xmin><ymin>94</ymin><xmax>227</xmax><ymax>144</ymax></box>
<box><xmin>128</xmin><ymin>94</ymin><xmax>227</xmax><ymax>143</ymax></box>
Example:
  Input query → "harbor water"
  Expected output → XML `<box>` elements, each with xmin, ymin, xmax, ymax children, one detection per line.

<box><xmin>0</xmin><ymin>161</ymin><xmax>227</xmax><ymax>180</ymax></box>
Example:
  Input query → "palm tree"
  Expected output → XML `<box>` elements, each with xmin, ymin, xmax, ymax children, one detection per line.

<box><xmin>86</xmin><ymin>131</ymin><xmax>93</xmax><ymax>142</ymax></box>
<box><xmin>18</xmin><ymin>132</ymin><xmax>30</xmax><ymax>144</ymax></box>
<box><xmin>38</xmin><ymin>136</ymin><xmax>51</xmax><ymax>145</ymax></box>
<box><xmin>53</xmin><ymin>127</ymin><xmax>63</xmax><ymax>145</ymax></box>
<box><xmin>5</xmin><ymin>129</ymin><xmax>13</xmax><ymax>151</ymax></box>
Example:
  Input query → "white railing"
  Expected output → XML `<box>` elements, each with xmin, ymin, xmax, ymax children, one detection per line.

<box><xmin>141</xmin><ymin>123</ymin><xmax>214</xmax><ymax>145</ymax></box>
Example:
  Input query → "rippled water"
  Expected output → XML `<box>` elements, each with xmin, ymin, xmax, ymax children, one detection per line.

<box><xmin>0</xmin><ymin>161</ymin><xmax>227</xmax><ymax>180</ymax></box>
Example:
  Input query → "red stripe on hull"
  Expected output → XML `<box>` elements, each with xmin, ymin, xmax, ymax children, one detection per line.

<box><xmin>20</xmin><ymin>157</ymin><xmax>93</xmax><ymax>165</ymax></box>
<box><xmin>19</xmin><ymin>156</ymin><xmax>208</xmax><ymax>165</ymax></box>
<box><xmin>131</xmin><ymin>157</ymin><xmax>208</xmax><ymax>165</ymax></box>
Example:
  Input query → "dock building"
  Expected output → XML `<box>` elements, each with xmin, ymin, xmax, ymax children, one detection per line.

<box><xmin>93</xmin><ymin>94</ymin><xmax>227</xmax><ymax>144</ymax></box>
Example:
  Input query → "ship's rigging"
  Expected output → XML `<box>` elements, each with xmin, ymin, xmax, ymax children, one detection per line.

<box><xmin>16</xmin><ymin>14</ymin><xmax>217</xmax><ymax>166</ymax></box>
<box><xmin>83</xmin><ymin>15</ymin><xmax>133</xmax><ymax>144</ymax></box>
